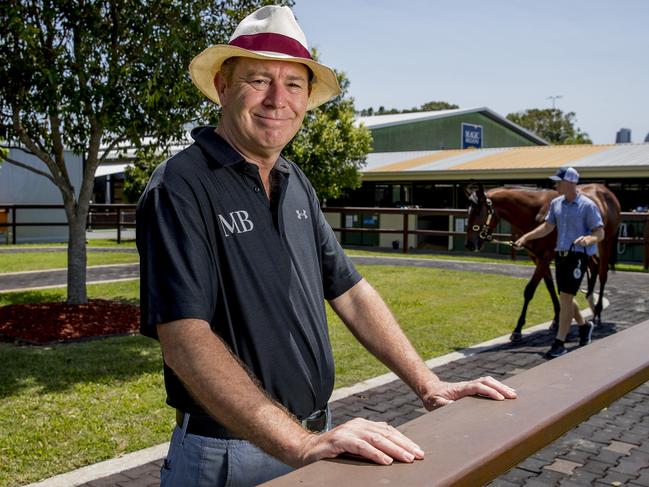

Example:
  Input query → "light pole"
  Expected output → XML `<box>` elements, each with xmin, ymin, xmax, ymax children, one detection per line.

<box><xmin>547</xmin><ymin>95</ymin><xmax>563</xmax><ymax>109</ymax></box>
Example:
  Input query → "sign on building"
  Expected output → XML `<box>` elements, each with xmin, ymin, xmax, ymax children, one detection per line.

<box><xmin>461</xmin><ymin>123</ymin><xmax>483</xmax><ymax>149</ymax></box>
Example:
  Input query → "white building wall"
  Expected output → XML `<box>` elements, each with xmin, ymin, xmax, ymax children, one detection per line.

<box><xmin>0</xmin><ymin>148</ymin><xmax>82</xmax><ymax>243</ymax></box>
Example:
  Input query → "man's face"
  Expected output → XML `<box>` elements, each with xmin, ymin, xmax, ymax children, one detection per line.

<box><xmin>216</xmin><ymin>58</ymin><xmax>310</xmax><ymax>160</ymax></box>
<box><xmin>554</xmin><ymin>180</ymin><xmax>573</xmax><ymax>195</ymax></box>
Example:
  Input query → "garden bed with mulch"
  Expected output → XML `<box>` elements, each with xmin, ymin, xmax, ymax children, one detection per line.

<box><xmin>0</xmin><ymin>299</ymin><xmax>140</xmax><ymax>345</ymax></box>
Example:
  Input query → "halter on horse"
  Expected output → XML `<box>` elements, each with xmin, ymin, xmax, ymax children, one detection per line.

<box><xmin>467</xmin><ymin>192</ymin><xmax>513</xmax><ymax>248</ymax></box>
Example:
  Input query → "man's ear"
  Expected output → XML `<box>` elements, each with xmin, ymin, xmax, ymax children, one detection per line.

<box><xmin>214</xmin><ymin>72</ymin><xmax>227</xmax><ymax>103</ymax></box>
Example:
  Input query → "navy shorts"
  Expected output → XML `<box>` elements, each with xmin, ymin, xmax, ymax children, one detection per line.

<box><xmin>555</xmin><ymin>251</ymin><xmax>588</xmax><ymax>295</ymax></box>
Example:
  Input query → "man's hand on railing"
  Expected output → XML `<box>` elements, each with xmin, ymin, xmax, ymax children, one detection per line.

<box><xmin>297</xmin><ymin>417</ymin><xmax>425</xmax><ymax>466</ymax></box>
<box><xmin>421</xmin><ymin>376</ymin><xmax>517</xmax><ymax>410</ymax></box>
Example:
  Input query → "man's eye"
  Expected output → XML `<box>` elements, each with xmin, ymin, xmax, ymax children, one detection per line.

<box><xmin>249</xmin><ymin>79</ymin><xmax>269</xmax><ymax>90</ymax></box>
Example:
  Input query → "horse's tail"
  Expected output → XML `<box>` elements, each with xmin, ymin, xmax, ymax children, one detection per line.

<box><xmin>609</xmin><ymin>230</ymin><xmax>618</xmax><ymax>271</ymax></box>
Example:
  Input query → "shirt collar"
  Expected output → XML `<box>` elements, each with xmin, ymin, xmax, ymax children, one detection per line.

<box><xmin>561</xmin><ymin>193</ymin><xmax>581</xmax><ymax>206</ymax></box>
<box><xmin>191</xmin><ymin>126</ymin><xmax>243</xmax><ymax>168</ymax></box>
<box><xmin>191</xmin><ymin>125</ymin><xmax>291</xmax><ymax>174</ymax></box>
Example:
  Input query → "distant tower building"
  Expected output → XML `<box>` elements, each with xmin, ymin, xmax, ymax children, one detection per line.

<box><xmin>616</xmin><ymin>128</ymin><xmax>632</xmax><ymax>143</ymax></box>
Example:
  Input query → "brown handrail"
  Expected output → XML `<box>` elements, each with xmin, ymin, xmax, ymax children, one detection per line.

<box><xmin>263</xmin><ymin>320</ymin><xmax>649</xmax><ymax>487</ymax></box>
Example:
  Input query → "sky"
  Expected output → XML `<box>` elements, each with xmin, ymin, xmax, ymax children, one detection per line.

<box><xmin>292</xmin><ymin>0</ymin><xmax>649</xmax><ymax>144</ymax></box>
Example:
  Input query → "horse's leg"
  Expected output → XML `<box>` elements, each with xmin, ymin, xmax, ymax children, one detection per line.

<box><xmin>593</xmin><ymin>243</ymin><xmax>611</xmax><ymax>324</ymax></box>
<box><xmin>510</xmin><ymin>261</ymin><xmax>547</xmax><ymax>342</ymax></box>
<box><xmin>543</xmin><ymin>270</ymin><xmax>560</xmax><ymax>333</ymax></box>
<box><xmin>585</xmin><ymin>255</ymin><xmax>599</xmax><ymax>316</ymax></box>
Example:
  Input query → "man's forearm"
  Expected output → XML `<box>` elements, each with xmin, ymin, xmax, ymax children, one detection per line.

<box><xmin>574</xmin><ymin>226</ymin><xmax>604</xmax><ymax>247</ymax></box>
<box><xmin>158</xmin><ymin>319</ymin><xmax>311</xmax><ymax>466</ymax></box>
<box><xmin>516</xmin><ymin>221</ymin><xmax>554</xmax><ymax>247</ymax></box>
<box><xmin>525</xmin><ymin>221</ymin><xmax>553</xmax><ymax>241</ymax></box>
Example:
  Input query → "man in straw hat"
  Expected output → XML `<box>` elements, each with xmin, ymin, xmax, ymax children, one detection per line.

<box><xmin>137</xmin><ymin>5</ymin><xmax>516</xmax><ymax>485</ymax></box>
<box><xmin>515</xmin><ymin>167</ymin><xmax>604</xmax><ymax>359</ymax></box>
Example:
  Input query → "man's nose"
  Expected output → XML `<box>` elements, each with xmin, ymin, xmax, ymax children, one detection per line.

<box><xmin>263</xmin><ymin>82</ymin><xmax>287</xmax><ymax>108</ymax></box>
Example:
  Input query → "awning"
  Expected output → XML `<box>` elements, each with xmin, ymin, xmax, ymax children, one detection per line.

<box><xmin>95</xmin><ymin>163</ymin><xmax>132</xmax><ymax>177</ymax></box>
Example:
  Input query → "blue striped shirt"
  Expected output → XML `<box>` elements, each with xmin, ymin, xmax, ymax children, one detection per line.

<box><xmin>545</xmin><ymin>193</ymin><xmax>604</xmax><ymax>256</ymax></box>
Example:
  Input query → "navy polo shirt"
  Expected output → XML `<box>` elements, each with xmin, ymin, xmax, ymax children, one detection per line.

<box><xmin>136</xmin><ymin>127</ymin><xmax>361</xmax><ymax>420</ymax></box>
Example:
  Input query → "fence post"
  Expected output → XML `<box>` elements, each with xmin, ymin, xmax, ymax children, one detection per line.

<box><xmin>11</xmin><ymin>206</ymin><xmax>17</xmax><ymax>245</ymax></box>
<box><xmin>117</xmin><ymin>207</ymin><xmax>122</xmax><ymax>244</ymax></box>
<box><xmin>402</xmin><ymin>212</ymin><xmax>409</xmax><ymax>254</ymax></box>
<box><xmin>642</xmin><ymin>215</ymin><xmax>649</xmax><ymax>271</ymax></box>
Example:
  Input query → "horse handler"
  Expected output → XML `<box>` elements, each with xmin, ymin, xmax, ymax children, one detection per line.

<box><xmin>515</xmin><ymin>167</ymin><xmax>604</xmax><ymax>359</ymax></box>
<box><xmin>136</xmin><ymin>6</ymin><xmax>516</xmax><ymax>486</ymax></box>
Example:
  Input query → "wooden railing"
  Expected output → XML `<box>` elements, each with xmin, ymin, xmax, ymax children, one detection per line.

<box><xmin>321</xmin><ymin>206</ymin><xmax>649</xmax><ymax>270</ymax></box>
<box><xmin>263</xmin><ymin>319</ymin><xmax>649</xmax><ymax>486</ymax></box>
<box><xmin>0</xmin><ymin>204</ymin><xmax>136</xmax><ymax>244</ymax></box>
<box><xmin>1</xmin><ymin>204</ymin><xmax>648</xmax><ymax>268</ymax></box>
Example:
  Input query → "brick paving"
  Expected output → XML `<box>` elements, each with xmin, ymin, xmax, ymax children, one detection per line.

<box><xmin>14</xmin><ymin>257</ymin><xmax>647</xmax><ymax>487</ymax></box>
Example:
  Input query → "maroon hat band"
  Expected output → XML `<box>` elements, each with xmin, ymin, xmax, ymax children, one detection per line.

<box><xmin>229</xmin><ymin>32</ymin><xmax>312</xmax><ymax>60</ymax></box>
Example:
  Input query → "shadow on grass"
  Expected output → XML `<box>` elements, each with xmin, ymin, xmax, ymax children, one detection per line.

<box><xmin>0</xmin><ymin>334</ymin><xmax>160</xmax><ymax>399</ymax></box>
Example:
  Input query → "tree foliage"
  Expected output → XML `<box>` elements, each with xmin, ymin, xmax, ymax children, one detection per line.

<box><xmin>122</xmin><ymin>145</ymin><xmax>168</xmax><ymax>203</ymax></box>
<box><xmin>506</xmin><ymin>109</ymin><xmax>592</xmax><ymax>145</ymax></box>
<box><xmin>0</xmin><ymin>0</ymin><xmax>289</xmax><ymax>303</ymax></box>
<box><xmin>283</xmin><ymin>68</ymin><xmax>372</xmax><ymax>201</ymax></box>
<box><xmin>359</xmin><ymin>100</ymin><xmax>459</xmax><ymax>117</ymax></box>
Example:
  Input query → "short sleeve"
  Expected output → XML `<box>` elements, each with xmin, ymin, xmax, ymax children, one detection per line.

<box><xmin>546</xmin><ymin>199</ymin><xmax>558</xmax><ymax>225</ymax></box>
<box><xmin>137</xmin><ymin>182</ymin><xmax>218</xmax><ymax>338</ymax></box>
<box><xmin>317</xmin><ymin>211</ymin><xmax>362</xmax><ymax>300</ymax></box>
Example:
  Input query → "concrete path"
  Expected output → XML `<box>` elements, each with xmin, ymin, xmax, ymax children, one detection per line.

<box><xmin>8</xmin><ymin>257</ymin><xmax>649</xmax><ymax>486</ymax></box>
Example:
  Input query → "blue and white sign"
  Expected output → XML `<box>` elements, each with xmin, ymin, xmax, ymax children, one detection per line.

<box><xmin>461</xmin><ymin>123</ymin><xmax>483</xmax><ymax>149</ymax></box>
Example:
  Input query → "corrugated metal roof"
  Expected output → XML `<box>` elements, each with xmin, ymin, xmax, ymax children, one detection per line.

<box><xmin>357</xmin><ymin>108</ymin><xmax>470</xmax><ymax>128</ymax></box>
<box><xmin>363</xmin><ymin>143</ymin><xmax>649</xmax><ymax>181</ymax></box>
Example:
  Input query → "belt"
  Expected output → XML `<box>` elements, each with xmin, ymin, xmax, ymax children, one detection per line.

<box><xmin>300</xmin><ymin>407</ymin><xmax>328</xmax><ymax>432</ymax></box>
<box><xmin>176</xmin><ymin>407</ymin><xmax>328</xmax><ymax>439</ymax></box>
<box><xmin>557</xmin><ymin>250</ymin><xmax>585</xmax><ymax>257</ymax></box>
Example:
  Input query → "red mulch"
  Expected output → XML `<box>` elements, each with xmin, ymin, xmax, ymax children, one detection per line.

<box><xmin>0</xmin><ymin>299</ymin><xmax>140</xmax><ymax>345</ymax></box>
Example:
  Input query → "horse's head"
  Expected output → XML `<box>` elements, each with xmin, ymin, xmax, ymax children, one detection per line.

<box><xmin>465</xmin><ymin>184</ymin><xmax>498</xmax><ymax>252</ymax></box>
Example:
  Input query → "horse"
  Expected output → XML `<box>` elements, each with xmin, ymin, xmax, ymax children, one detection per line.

<box><xmin>465</xmin><ymin>183</ymin><xmax>621</xmax><ymax>342</ymax></box>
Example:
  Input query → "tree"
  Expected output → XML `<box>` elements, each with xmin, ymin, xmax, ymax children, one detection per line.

<box><xmin>506</xmin><ymin>109</ymin><xmax>592</xmax><ymax>145</ymax></box>
<box><xmin>359</xmin><ymin>100</ymin><xmax>459</xmax><ymax>116</ymax></box>
<box><xmin>419</xmin><ymin>101</ymin><xmax>459</xmax><ymax>112</ymax></box>
<box><xmin>0</xmin><ymin>0</ymin><xmax>289</xmax><ymax>304</ymax></box>
<box><xmin>283</xmin><ymin>68</ymin><xmax>372</xmax><ymax>201</ymax></box>
<box><xmin>122</xmin><ymin>145</ymin><xmax>167</xmax><ymax>204</ymax></box>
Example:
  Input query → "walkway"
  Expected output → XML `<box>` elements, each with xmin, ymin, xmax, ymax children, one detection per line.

<box><xmin>10</xmin><ymin>257</ymin><xmax>649</xmax><ymax>486</ymax></box>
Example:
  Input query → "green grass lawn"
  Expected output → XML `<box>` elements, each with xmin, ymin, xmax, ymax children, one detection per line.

<box><xmin>0</xmin><ymin>251</ymin><xmax>139</xmax><ymax>273</ymax></box>
<box><xmin>1</xmin><ymin>242</ymin><xmax>644</xmax><ymax>273</ymax></box>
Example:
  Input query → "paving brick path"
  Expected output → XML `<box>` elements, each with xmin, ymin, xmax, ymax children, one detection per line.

<box><xmin>13</xmin><ymin>257</ymin><xmax>648</xmax><ymax>486</ymax></box>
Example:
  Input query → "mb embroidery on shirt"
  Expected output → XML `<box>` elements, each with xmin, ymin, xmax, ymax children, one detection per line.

<box><xmin>296</xmin><ymin>209</ymin><xmax>309</xmax><ymax>220</ymax></box>
<box><xmin>218</xmin><ymin>211</ymin><xmax>254</xmax><ymax>237</ymax></box>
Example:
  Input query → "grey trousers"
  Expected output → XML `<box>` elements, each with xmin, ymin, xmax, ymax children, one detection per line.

<box><xmin>160</xmin><ymin>416</ymin><xmax>294</xmax><ymax>487</ymax></box>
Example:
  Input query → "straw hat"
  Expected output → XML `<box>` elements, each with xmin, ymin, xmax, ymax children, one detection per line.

<box><xmin>189</xmin><ymin>6</ymin><xmax>341</xmax><ymax>110</ymax></box>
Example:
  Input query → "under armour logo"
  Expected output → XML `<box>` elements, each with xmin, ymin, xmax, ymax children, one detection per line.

<box><xmin>296</xmin><ymin>209</ymin><xmax>309</xmax><ymax>220</ymax></box>
<box><xmin>218</xmin><ymin>210</ymin><xmax>254</xmax><ymax>237</ymax></box>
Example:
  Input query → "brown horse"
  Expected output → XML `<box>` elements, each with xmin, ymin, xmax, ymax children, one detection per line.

<box><xmin>465</xmin><ymin>183</ymin><xmax>621</xmax><ymax>342</ymax></box>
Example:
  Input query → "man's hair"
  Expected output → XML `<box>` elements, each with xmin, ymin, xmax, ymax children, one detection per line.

<box><xmin>219</xmin><ymin>57</ymin><xmax>239</xmax><ymax>84</ymax></box>
<box><xmin>217</xmin><ymin>57</ymin><xmax>314</xmax><ymax>84</ymax></box>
